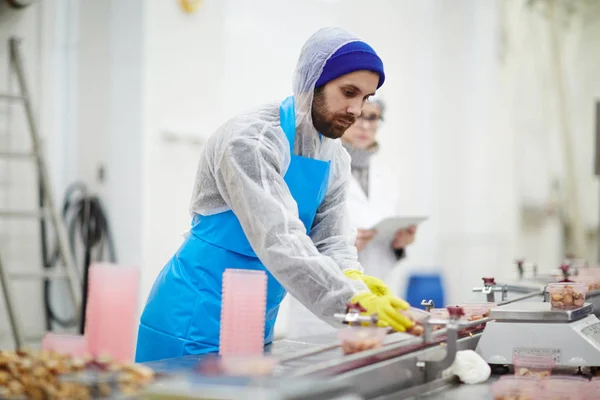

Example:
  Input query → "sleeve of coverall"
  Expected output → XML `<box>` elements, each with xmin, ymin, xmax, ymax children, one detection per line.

<box><xmin>308</xmin><ymin>147</ymin><xmax>365</xmax><ymax>278</ymax></box>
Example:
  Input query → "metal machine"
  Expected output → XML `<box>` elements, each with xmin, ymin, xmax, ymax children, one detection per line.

<box><xmin>477</xmin><ymin>302</ymin><xmax>600</xmax><ymax>367</ymax></box>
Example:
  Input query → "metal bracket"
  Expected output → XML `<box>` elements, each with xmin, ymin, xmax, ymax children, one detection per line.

<box><xmin>333</xmin><ymin>303</ymin><xmax>379</xmax><ymax>326</ymax></box>
<box><xmin>421</xmin><ymin>299</ymin><xmax>435</xmax><ymax>312</ymax></box>
<box><xmin>417</xmin><ymin>306</ymin><xmax>475</xmax><ymax>381</ymax></box>
<box><xmin>472</xmin><ymin>277</ymin><xmax>507</xmax><ymax>302</ymax></box>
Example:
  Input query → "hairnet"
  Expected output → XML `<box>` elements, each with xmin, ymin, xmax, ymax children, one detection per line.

<box><xmin>292</xmin><ymin>27</ymin><xmax>367</xmax><ymax>157</ymax></box>
<box><xmin>189</xmin><ymin>27</ymin><xmax>372</xmax><ymax>326</ymax></box>
<box><xmin>368</xmin><ymin>96</ymin><xmax>386</xmax><ymax>120</ymax></box>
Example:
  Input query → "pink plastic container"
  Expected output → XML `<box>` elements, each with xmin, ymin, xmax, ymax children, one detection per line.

<box><xmin>586</xmin><ymin>378</ymin><xmax>600</xmax><ymax>400</ymax></box>
<box><xmin>337</xmin><ymin>326</ymin><xmax>388</xmax><ymax>355</ymax></box>
<box><xmin>84</xmin><ymin>263</ymin><xmax>140</xmax><ymax>362</ymax></box>
<box><xmin>461</xmin><ymin>302</ymin><xmax>496</xmax><ymax>318</ymax></box>
<box><xmin>575</xmin><ymin>270</ymin><xmax>600</xmax><ymax>291</ymax></box>
<box><xmin>542</xmin><ymin>376</ymin><xmax>588</xmax><ymax>399</ymax></box>
<box><xmin>220</xmin><ymin>356</ymin><xmax>277</xmax><ymax>376</ymax></box>
<box><xmin>430</xmin><ymin>305</ymin><xmax>488</xmax><ymax>322</ymax></box>
<box><xmin>513</xmin><ymin>353</ymin><xmax>555</xmax><ymax>378</ymax></box>
<box><xmin>219</xmin><ymin>269</ymin><xmax>267</xmax><ymax>357</ymax></box>
<box><xmin>491</xmin><ymin>376</ymin><xmax>540</xmax><ymax>400</ymax></box>
<box><xmin>42</xmin><ymin>333</ymin><xmax>89</xmax><ymax>357</ymax></box>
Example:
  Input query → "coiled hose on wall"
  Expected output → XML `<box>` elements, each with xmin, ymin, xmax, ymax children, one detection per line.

<box><xmin>39</xmin><ymin>181</ymin><xmax>116</xmax><ymax>332</ymax></box>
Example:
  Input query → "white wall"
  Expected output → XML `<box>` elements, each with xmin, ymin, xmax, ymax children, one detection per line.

<box><xmin>502</xmin><ymin>0</ymin><xmax>600</xmax><ymax>271</ymax></box>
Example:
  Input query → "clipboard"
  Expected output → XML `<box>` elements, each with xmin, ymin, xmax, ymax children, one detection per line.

<box><xmin>370</xmin><ymin>216</ymin><xmax>428</xmax><ymax>243</ymax></box>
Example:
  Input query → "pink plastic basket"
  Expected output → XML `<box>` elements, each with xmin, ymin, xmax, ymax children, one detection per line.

<box><xmin>491</xmin><ymin>376</ymin><xmax>541</xmax><ymax>399</ymax></box>
<box><xmin>84</xmin><ymin>263</ymin><xmax>140</xmax><ymax>362</ymax></box>
<box><xmin>219</xmin><ymin>269</ymin><xmax>267</xmax><ymax>357</ymax></box>
<box><xmin>42</xmin><ymin>333</ymin><xmax>88</xmax><ymax>357</ymax></box>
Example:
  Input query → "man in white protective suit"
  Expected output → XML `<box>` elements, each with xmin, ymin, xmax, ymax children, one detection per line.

<box><xmin>136</xmin><ymin>27</ymin><xmax>415</xmax><ymax>362</ymax></box>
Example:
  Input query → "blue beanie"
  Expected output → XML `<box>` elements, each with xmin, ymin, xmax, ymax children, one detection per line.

<box><xmin>315</xmin><ymin>41</ymin><xmax>385</xmax><ymax>89</ymax></box>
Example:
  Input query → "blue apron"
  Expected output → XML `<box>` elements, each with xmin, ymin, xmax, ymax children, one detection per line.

<box><xmin>135</xmin><ymin>96</ymin><xmax>331</xmax><ymax>362</ymax></box>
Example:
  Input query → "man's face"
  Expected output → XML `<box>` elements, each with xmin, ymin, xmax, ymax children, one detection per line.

<box><xmin>341</xmin><ymin>101</ymin><xmax>382</xmax><ymax>150</ymax></box>
<box><xmin>311</xmin><ymin>70</ymin><xmax>379</xmax><ymax>139</ymax></box>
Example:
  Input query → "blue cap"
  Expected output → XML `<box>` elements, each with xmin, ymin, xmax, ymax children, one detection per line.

<box><xmin>315</xmin><ymin>41</ymin><xmax>385</xmax><ymax>89</ymax></box>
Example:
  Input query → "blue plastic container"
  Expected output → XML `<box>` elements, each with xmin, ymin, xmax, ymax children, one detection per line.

<box><xmin>405</xmin><ymin>273</ymin><xmax>445</xmax><ymax>310</ymax></box>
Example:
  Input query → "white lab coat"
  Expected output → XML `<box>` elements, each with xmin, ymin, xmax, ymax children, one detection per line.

<box><xmin>283</xmin><ymin>157</ymin><xmax>401</xmax><ymax>338</ymax></box>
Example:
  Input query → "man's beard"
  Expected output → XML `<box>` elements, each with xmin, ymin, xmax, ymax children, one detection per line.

<box><xmin>311</xmin><ymin>90</ymin><xmax>356</xmax><ymax>139</ymax></box>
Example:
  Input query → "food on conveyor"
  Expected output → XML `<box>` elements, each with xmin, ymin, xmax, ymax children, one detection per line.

<box><xmin>400</xmin><ymin>308</ymin><xmax>429</xmax><ymax>337</ymax></box>
<box><xmin>0</xmin><ymin>349</ymin><xmax>154</xmax><ymax>399</ymax></box>
<box><xmin>407</xmin><ymin>324</ymin><xmax>424</xmax><ymax>336</ymax></box>
<box><xmin>515</xmin><ymin>367</ymin><xmax>551</xmax><ymax>379</ymax></box>
<box><xmin>337</xmin><ymin>326</ymin><xmax>387</xmax><ymax>355</ymax></box>
<box><xmin>429</xmin><ymin>304</ymin><xmax>492</xmax><ymax>332</ymax></box>
<box><xmin>547</xmin><ymin>283</ymin><xmax>587</xmax><ymax>310</ymax></box>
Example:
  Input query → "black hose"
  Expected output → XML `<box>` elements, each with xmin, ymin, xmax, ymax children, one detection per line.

<box><xmin>40</xmin><ymin>181</ymin><xmax>117</xmax><ymax>331</ymax></box>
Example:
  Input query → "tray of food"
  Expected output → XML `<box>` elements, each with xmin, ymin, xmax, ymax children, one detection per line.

<box><xmin>0</xmin><ymin>349</ymin><xmax>155</xmax><ymax>399</ymax></box>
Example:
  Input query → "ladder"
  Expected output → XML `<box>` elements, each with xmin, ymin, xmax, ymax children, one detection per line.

<box><xmin>0</xmin><ymin>37</ymin><xmax>82</xmax><ymax>349</ymax></box>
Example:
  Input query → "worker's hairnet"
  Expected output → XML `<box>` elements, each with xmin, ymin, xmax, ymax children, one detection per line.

<box><xmin>367</xmin><ymin>96</ymin><xmax>386</xmax><ymax>120</ymax></box>
<box><xmin>291</xmin><ymin>27</ymin><xmax>366</xmax><ymax>158</ymax></box>
<box><xmin>190</xmin><ymin>27</ymin><xmax>371</xmax><ymax>326</ymax></box>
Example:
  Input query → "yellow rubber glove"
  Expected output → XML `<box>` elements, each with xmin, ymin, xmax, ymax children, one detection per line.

<box><xmin>350</xmin><ymin>292</ymin><xmax>413</xmax><ymax>332</ymax></box>
<box><xmin>344</xmin><ymin>270</ymin><xmax>391</xmax><ymax>297</ymax></box>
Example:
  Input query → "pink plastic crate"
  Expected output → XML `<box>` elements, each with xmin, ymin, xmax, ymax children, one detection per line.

<box><xmin>491</xmin><ymin>376</ymin><xmax>541</xmax><ymax>400</ymax></box>
<box><xmin>84</xmin><ymin>263</ymin><xmax>140</xmax><ymax>363</ymax></box>
<box><xmin>586</xmin><ymin>378</ymin><xmax>600</xmax><ymax>400</ymax></box>
<box><xmin>42</xmin><ymin>333</ymin><xmax>88</xmax><ymax>357</ymax></box>
<box><xmin>542</xmin><ymin>376</ymin><xmax>588</xmax><ymax>399</ymax></box>
<box><xmin>219</xmin><ymin>269</ymin><xmax>267</xmax><ymax>357</ymax></box>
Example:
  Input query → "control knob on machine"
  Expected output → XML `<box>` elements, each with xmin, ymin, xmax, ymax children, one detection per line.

<box><xmin>482</xmin><ymin>277</ymin><xmax>496</xmax><ymax>286</ymax></box>
<box><xmin>446</xmin><ymin>306</ymin><xmax>465</xmax><ymax>320</ymax></box>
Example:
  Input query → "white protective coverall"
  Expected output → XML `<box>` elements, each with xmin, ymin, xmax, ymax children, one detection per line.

<box><xmin>187</xmin><ymin>27</ymin><xmax>371</xmax><ymax>327</ymax></box>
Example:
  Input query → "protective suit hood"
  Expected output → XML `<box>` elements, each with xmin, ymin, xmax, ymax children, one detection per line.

<box><xmin>291</xmin><ymin>27</ymin><xmax>368</xmax><ymax>155</ymax></box>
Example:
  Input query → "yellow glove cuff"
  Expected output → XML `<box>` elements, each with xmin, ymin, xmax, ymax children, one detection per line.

<box><xmin>343</xmin><ymin>269</ymin><xmax>364</xmax><ymax>280</ymax></box>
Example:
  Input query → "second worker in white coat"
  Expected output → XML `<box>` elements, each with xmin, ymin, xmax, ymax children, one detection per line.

<box><xmin>286</xmin><ymin>98</ymin><xmax>417</xmax><ymax>338</ymax></box>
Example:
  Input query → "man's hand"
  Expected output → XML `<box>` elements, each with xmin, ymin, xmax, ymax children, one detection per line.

<box><xmin>355</xmin><ymin>229</ymin><xmax>377</xmax><ymax>252</ymax></box>
<box><xmin>392</xmin><ymin>225</ymin><xmax>417</xmax><ymax>250</ymax></box>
